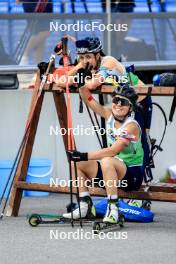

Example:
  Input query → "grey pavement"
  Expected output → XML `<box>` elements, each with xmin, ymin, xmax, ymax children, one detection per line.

<box><xmin>0</xmin><ymin>194</ymin><xmax>176</xmax><ymax>264</ymax></box>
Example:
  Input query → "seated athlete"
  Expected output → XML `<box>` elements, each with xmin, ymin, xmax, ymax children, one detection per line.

<box><xmin>63</xmin><ymin>83</ymin><xmax>144</xmax><ymax>224</ymax></box>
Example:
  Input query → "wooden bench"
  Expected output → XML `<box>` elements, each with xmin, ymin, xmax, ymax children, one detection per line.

<box><xmin>7</xmin><ymin>74</ymin><xmax>176</xmax><ymax>216</ymax></box>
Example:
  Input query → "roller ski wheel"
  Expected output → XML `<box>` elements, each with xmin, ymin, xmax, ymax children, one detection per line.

<box><xmin>92</xmin><ymin>221</ymin><xmax>101</xmax><ymax>234</ymax></box>
<box><xmin>29</xmin><ymin>214</ymin><xmax>42</xmax><ymax>227</ymax></box>
<box><xmin>142</xmin><ymin>201</ymin><xmax>152</xmax><ymax>211</ymax></box>
<box><xmin>92</xmin><ymin>215</ymin><xmax>125</xmax><ymax>234</ymax></box>
<box><xmin>118</xmin><ymin>215</ymin><xmax>125</xmax><ymax>227</ymax></box>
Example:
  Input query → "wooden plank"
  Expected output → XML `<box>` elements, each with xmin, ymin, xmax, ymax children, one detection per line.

<box><xmin>145</xmin><ymin>183</ymin><xmax>176</xmax><ymax>193</ymax></box>
<box><xmin>15</xmin><ymin>182</ymin><xmax>176</xmax><ymax>203</ymax></box>
<box><xmin>131</xmin><ymin>86</ymin><xmax>176</xmax><ymax>96</ymax></box>
<box><xmin>121</xmin><ymin>183</ymin><xmax>176</xmax><ymax>193</ymax></box>
<box><xmin>45</xmin><ymin>84</ymin><xmax>176</xmax><ymax>96</ymax></box>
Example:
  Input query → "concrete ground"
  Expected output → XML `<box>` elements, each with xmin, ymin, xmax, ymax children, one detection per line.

<box><xmin>0</xmin><ymin>194</ymin><xmax>176</xmax><ymax>264</ymax></box>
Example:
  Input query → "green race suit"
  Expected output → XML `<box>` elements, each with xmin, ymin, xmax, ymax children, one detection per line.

<box><xmin>107</xmin><ymin>115</ymin><xmax>144</xmax><ymax>167</ymax></box>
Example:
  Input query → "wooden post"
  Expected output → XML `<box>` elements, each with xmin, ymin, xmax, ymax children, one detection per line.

<box><xmin>53</xmin><ymin>92</ymin><xmax>68</xmax><ymax>150</ymax></box>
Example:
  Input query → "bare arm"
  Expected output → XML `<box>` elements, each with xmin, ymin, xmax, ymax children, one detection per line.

<box><xmin>83</xmin><ymin>57</ymin><xmax>125</xmax><ymax>91</ymax></box>
<box><xmin>88</xmin><ymin>139</ymin><xmax>126</xmax><ymax>160</ymax></box>
<box><xmin>54</xmin><ymin>62</ymin><xmax>84</xmax><ymax>88</ymax></box>
<box><xmin>101</xmin><ymin>56</ymin><xmax>125</xmax><ymax>74</ymax></box>
<box><xmin>81</xmin><ymin>74</ymin><xmax>103</xmax><ymax>90</ymax></box>
<box><xmin>88</xmin><ymin>122</ymin><xmax>140</xmax><ymax>160</ymax></box>
<box><xmin>79</xmin><ymin>87</ymin><xmax>111</xmax><ymax>119</ymax></box>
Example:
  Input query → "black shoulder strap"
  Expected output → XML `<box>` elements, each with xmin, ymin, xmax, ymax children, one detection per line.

<box><xmin>99</xmin><ymin>94</ymin><xmax>107</xmax><ymax>148</ymax></box>
<box><xmin>169</xmin><ymin>89</ymin><xmax>176</xmax><ymax>122</ymax></box>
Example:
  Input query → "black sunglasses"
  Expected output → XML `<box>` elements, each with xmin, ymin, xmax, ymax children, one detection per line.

<box><xmin>112</xmin><ymin>96</ymin><xmax>131</xmax><ymax>107</ymax></box>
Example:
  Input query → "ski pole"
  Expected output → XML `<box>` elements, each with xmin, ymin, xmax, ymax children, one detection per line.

<box><xmin>62</xmin><ymin>37</ymin><xmax>82</xmax><ymax>228</ymax></box>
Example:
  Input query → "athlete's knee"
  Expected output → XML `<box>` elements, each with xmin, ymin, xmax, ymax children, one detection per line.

<box><xmin>71</xmin><ymin>161</ymin><xmax>85</xmax><ymax>174</ymax></box>
<box><xmin>76</xmin><ymin>161</ymin><xmax>89</xmax><ymax>172</ymax></box>
<box><xmin>101</xmin><ymin>157</ymin><xmax>114</xmax><ymax>168</ymax></box>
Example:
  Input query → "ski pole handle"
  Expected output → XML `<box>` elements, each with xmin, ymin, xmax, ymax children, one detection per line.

<box><xmin>39</xmin><ymin>54</ymin><xmax>55</xmax><ymax>91</ymax></box>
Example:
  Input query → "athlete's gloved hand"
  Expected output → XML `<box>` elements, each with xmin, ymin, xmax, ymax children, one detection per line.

<box><xmin>67</xmin><ymin>151</ymin><xmax>88</xmax><ymax>162</ymax></box>
<box><xmin>77</xmin><ymin>63</ymin><xmax>92</xmax><ymax>88</ymax></box>
<box><xmin>38</xmin><ymin>62</ymin><xmax>49</xmax><ymax>79</ymax></box>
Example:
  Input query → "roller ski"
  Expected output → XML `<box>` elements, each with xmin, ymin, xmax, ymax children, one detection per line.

<box><xmin>92</xmin><ymin>200</ymin><xmax>125</xmax><ymax>234</ymax></box>
<box><xmin>28</xmin><ymin>213</ymin><xmax>96</xmax><ymax>227</ymax></box>
<box><xmin>28</xmin><ymin>196</ymin><xmax>96</xmax><ymax>227</ymax></box>
<box><xmin>127</xmin><ymin>199</ymin><xmax>152</xmax><ymax>211</ymax></box>
<box><xmin>28</xmin><ymin>213</ymin><xmax>64</xmax><ymax>227</ymax></box>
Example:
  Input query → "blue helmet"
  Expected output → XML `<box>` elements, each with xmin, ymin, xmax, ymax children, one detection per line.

<box><xmin>76</xmin><ymin>37</ymin><xmax>104</xmax><ymax>55</ymax></box>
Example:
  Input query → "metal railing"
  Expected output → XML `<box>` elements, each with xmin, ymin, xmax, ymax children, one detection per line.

<box><xmin>1</xmin><ymin>0</ymin><xmax>176</xmax><ymax>14</ymax></box>
<box><xmin>1</xmin><ymin>60</ymin><xmax>176</xmax><ymax>74</ymax></box>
